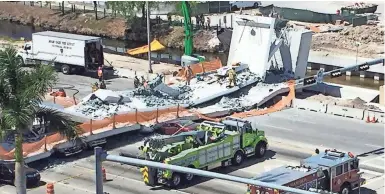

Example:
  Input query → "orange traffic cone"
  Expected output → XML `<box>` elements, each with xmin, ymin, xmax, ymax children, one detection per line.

<box><xmin>46</xmin><ymin>183</ymin><xmax>54</xmax><ymax>194</ymax></box>
<box><xmin>102</xmin><ymin>167</ymin><xmax>107</xmax><ymax>182</ymax></box>
<box><xmin>371</xmin><ymin>116</ymin><xmax>377</xmax><ymax>123</ymax></box>
<box><xmin>366</xmin><ymin>115</ymin><xmax>371</xmax><ymax>123</ymax></box>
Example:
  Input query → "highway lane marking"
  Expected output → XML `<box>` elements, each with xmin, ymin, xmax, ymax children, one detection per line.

<box><xmin>362</xmin><ymin>174</ymin><xmax>385</xmax><ymax>186</ymax></box>
<box><xmin>360</xmin><ymin>169</ymin><xmax>383</xmax><ymax>177</ymax></box>
<box><xmin>73</xmin><ymin>164</ymin><xmax>192</xmax><ymax>194</ymax></box>
<box><xmin>364</xmin><ymin>144</ymin><xmax>384</xmax><ymax>149</ymax></box>
<box><xmin>361</xmin><ymin>155</ymin><xmax>385</xmax><ymax>164</ymax></box>
<box><xmin>259</xmin><ymin>124</ymin><xmax>293</xmax><ymax>131</ymax></box>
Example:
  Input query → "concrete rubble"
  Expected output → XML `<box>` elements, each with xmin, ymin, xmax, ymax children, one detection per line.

<box><xmin>65</xmin><ymin>68</ymin><xmax>262</xmax><ymax>119</ymax></box>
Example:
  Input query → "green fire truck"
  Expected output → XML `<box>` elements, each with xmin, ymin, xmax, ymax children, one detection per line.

<box><xmin>139</xmin><ymin>117</ymin><xmax>268</xmax><ymax>188</ymax></box>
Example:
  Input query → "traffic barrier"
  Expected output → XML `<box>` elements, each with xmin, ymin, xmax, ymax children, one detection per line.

<box><xmin>364</xmin><ymin>109</ymin><xmax>385</xmax><ymax>123</ymax></box>
<box><xmin>291</xmin><ymin>98</ymin><xmax>328</xmax><ymax>113</ymax></box>
<box><xmin>0</xmin><ymin>80</ymin><xmax>294</xmax><ymax>160</ymax></box>
<box><xmin>46</xmin><ymin>183</ymin><xmax>54</xmax><ymax>194</ymax></box>
<box><xmin>326</xmin><ymin>105</ymin><xmax>365</xmax><ymax>120</ymax></box>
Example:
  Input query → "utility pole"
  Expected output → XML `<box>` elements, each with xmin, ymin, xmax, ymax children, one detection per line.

<box><xmin>146</xmin><ymin>1</ymin><xmax>153</xmax><ymax>73</ymax></box>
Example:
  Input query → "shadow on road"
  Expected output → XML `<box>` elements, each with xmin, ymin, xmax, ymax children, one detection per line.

<box><xmin>28</xmin><ymin>130</ymin><xmax>152</xmax><ymax>171</ymax></box>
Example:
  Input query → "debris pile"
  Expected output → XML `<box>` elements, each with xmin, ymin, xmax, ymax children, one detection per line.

<box><xmin>304</xmin><ymin>94</ymin><xmax>382</xmax><ymax>111</ymax></box>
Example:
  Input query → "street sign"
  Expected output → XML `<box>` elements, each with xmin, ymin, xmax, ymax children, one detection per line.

<box><xmin>358</xmin><ymin>64</ymin><xmax>370</xmax><ymax>71</ymax></box>
<box><xmin>330</xmin><ymin>70</ymin><xmax>342</xmax><ymax>78</ymax></box>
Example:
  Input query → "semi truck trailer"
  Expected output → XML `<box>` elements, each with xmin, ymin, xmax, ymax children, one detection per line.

<box><xmin>17</xmin><ymin>31</ymin><xmax>114</xmax><ymax>76</ymax></box>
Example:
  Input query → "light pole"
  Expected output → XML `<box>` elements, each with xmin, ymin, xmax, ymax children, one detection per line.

<box><xmin>355</xmin><ymin>41</ymin><xmax>361</xmax><ymax>65</ymax></box>
<box><xmin>146</xmin><ymin>1</ymin><xmax>153</xmax><ymax>73</ymax></box>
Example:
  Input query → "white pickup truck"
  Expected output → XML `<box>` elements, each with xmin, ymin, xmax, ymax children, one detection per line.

<box><xmin>18</xmin><ymin>31</ymin><xmax>114</xmax><ymax>76</ymax></box>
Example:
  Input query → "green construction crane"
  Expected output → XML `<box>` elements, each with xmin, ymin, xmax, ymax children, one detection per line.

<box><xmin>180</xmin><ymin>1</ymin><xmax>205</xmax><ymax>67</ymax></box>
<box><xmin>181</xmin><ymin>1</ymin><xmax>193</xmax><ymax>56</ymax></box>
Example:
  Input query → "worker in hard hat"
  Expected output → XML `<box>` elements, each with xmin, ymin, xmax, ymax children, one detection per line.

<box><xmin>92</xmin><ymin>82</ymin><xmax>99</xmax><ymax>92</ymax></box>
<box><xmin>99</xmin><ymin>80</ymin><xmax>106</xmax><ymax>89</ymax></box>
<box><xmin>227</xmin><ymin>67</ymin><xmax>237</xmax><ymax>87</ymax></box>
<box><xmin>134</xmin><ymin>75</ymin><xmax>140</xmax><ymax>88</ymax></box>
<box><xmin>184</xmin><ymin>66</ymin><xmax>193</xmax><ymax>86</ymax></box>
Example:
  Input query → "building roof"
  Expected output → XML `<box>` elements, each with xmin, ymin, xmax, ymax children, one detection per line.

<box><xmin>33</xmin><ymin>31</ymin><xmax>100</xmax><ymax>41</ymax></box>
<box><xmin>252</xmin><ymin>165</ymin><xmax>318</xmax><ymax>186</ymax></box>
<box><xmin>302</xmin><ymin>151</ymin><xmax>353</xmax><ymax>167</ymax></box>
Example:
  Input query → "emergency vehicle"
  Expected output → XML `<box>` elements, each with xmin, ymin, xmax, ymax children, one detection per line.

<box><xmin>247</xmin><ymin>149</ymin><xmax>362</xmax><ymax>194</ymax></box>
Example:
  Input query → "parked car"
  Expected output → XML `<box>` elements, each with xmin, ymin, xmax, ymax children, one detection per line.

<box><xmin>0</xmin><ymin>162</ymin><xmax>41</xmax><ymax>187</ymax></box>
<box><xmin>230</xmin><ymin>1</ymin><xmax>261</xmax><ymax>11</ymax></box>
<box><xmin>156</xmin><ymin>120</ymin><xmax>199</xmax><ymax>135</ymax></box>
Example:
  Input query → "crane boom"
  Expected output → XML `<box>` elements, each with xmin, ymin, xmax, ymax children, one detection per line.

<box><xmin>181</xmin><ymin>1</ymin><xmax>193</xmax><ymax>56</ymax></box>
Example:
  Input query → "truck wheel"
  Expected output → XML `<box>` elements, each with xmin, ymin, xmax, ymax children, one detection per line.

<box><xmin>184</xmin><ymin>165</ymin><xmax>195</xmax><ymax>182</ymax></box>
<box><xmin>255</xmin><ymin>142</ymin><xmax>267</xmax><ymax>158</ymax></box>
<box><xmin>231</xmin><ymin>5</ymin><xmax>238</xmax><ymax>11</ymax></box>
<box><xmin>340</xmin><ymin>183</ymin><xmax>351</xmax><ymax>194</ymax></box>
<box><xmin>61</xmin><ymin>64</ymin><xmax>71</xmax><ymax>75</ymax></box>
<box><xmin>17</xmin><ymin>56</ymin><xmax>25</xmax><ymax>66</ymax></box>
<box><xmin>170</xmin><ymin>173</ymin><xmax>182</xmax><ymax>188</ymax></box>
<box><xmin>232</xmin><ymin>151</ymin><xmax>244</xmax><ymax>166</ymax></box>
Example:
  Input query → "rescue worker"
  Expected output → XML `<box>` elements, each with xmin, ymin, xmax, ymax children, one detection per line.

<box><xmin>99</xmin><ymin>80</ymin><xmax>106</xmax><ymax>89</ymax></box>
<box><xmin>134</xmin><ymin>75</ymin><xmax>141</xmax><ymax>88</ymax></box>
<box><xmin>141</xmin><ymin>76</ymin><xmax>148</xmax><ymax>88</ymax></box>
<box><xmin>92</xmin><ymin>82</ymin><xmax>99</xmax><ymax>92</ymax></box>
<box><xmin>184</xmin><ymin>66</ymin><xmax>193</xmax><ymax>86</ymax></box>
<box><xmin>97</xmin><ymin>66</ymin><xmax>103</xmax><ymax>81</ymax></box>
<box><xmin>227</xmin><ymin>67</ymin><xmax>237</xmax><ymax>87</ymax></box>
<box><xmin>206</xmin><ymin>17</ymin><xmax>211</xmax><ymax>30</ymax></box>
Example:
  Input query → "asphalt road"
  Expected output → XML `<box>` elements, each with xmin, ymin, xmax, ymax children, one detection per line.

<box><xmin>246</xmin><ymin>108</ymin><xmax>384</xmax><ymax>155</ymax></box>
<box><xmin>0</xmin><ymin>132</ymin><xmax>382</xmax><ymax>194</ymax></box>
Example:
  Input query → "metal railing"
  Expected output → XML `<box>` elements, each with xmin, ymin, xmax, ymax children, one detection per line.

<box><xmin>94</xmin><ymin>147</ymin><xmax>316</xmax><ymax>194</ymax></box>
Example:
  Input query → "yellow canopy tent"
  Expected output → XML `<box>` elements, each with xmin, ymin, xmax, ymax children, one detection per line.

<box><xmin>127</xmin><ymin>39</ymin><xmax>166</xmax><ymax>55</ymax></box>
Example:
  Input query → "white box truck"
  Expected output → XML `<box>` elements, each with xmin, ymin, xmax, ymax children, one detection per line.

<box><xmin>17</xmin><ymin>31</ymin><xmax>114</xmax><ymax>76</ymax></box>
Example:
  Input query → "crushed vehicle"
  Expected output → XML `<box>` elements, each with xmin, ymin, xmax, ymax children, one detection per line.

<box><xmin>246</xmin><ymin>149</ymin><xmax>363</xmax><ymax>194</ymax></box>
<box><xmin>138</xmin><ymin>117</ymin><xmax>268</xmax><ymax>188</ymax></box>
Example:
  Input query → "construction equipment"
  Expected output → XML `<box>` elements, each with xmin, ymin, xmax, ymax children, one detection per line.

<box><xmin>139</xmin><ymin>117</ymin><xmax>268</xmax><ymax>188</ymax></box>
<box><xmin>247</xmin><ymin>149</ymin><xmax>363</xmax><ymax>194</ymax></box>
<box><xmin>180</xmin><ymin>1</ymin><xmax>205</xmax><ymax>67</ymax></box>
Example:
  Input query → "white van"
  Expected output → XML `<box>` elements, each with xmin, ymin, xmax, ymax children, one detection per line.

<box><xmin>230</xmin><ymin>1</ymin><xmax>261</xmax><ymax>11</ymax></box>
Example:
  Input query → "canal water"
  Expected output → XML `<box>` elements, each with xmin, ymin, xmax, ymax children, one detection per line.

<box><xmin>0</xmin><ymin>20</ymin><xmax>382</xmax><ymax>90</ymax></box>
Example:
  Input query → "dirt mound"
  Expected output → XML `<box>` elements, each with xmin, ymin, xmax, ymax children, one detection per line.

<box><xmin>158</xmin><ymin>26</ymin><xmax>221</xmax><ymax>52</ymax></box>
<box><xmin>311</xmin><ymin>25</ymin><xmax>384</xmax><ymax>57</ymax></box>
<box><xmin>0</xmin><ymin>2</ymin><xmax>127</xmax><ymax>39</ymax></box>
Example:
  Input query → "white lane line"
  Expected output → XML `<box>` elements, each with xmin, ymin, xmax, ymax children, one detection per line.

<box><xmin>363</xmin><ymin>174</ymin><xmax>385</xmax><ymax>186</ymax></box>
<box><xmin>259</xmin><ymin>124</ymin><xmax>293</xmax><ymax>131</ymax></box>
<box><xmin>365</xmin><ymin>144</ymin><xmax>384</xmax><ymax>149</ymax></box>
<box><xmin>40</xmin><ymin>178</ymin><xmax>95</xmax><ymax>193</ymax></box>
<box><xmin>360</xmin><ymin>169</ymin><xmax>383</xmax><ymax>176</ymax></box>
<box><xmin>361</xmin><ymin>155</ymin><xmax>385</xmax><ymax>164</ymax></box>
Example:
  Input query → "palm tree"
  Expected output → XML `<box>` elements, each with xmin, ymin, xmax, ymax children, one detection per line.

<box><xmin>0</xmin><ymin>47</ymin><xmax>79</xmax><ymax>194</ymax></box>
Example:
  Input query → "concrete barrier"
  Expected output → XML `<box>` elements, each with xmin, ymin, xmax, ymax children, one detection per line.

<box><xmin>326</xmin><ymin>105</ymin><xmax>364</xmax><ymax>120</ymax></box>
<box><xmin>364</xmin><ymin>109</ymin><xmax>385</xmax><ymax>123</ymax></box>
<box><xmin>292</xmin><ymin>98</ymin><xmax>328</xmax><ymax>113</ymax></box>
